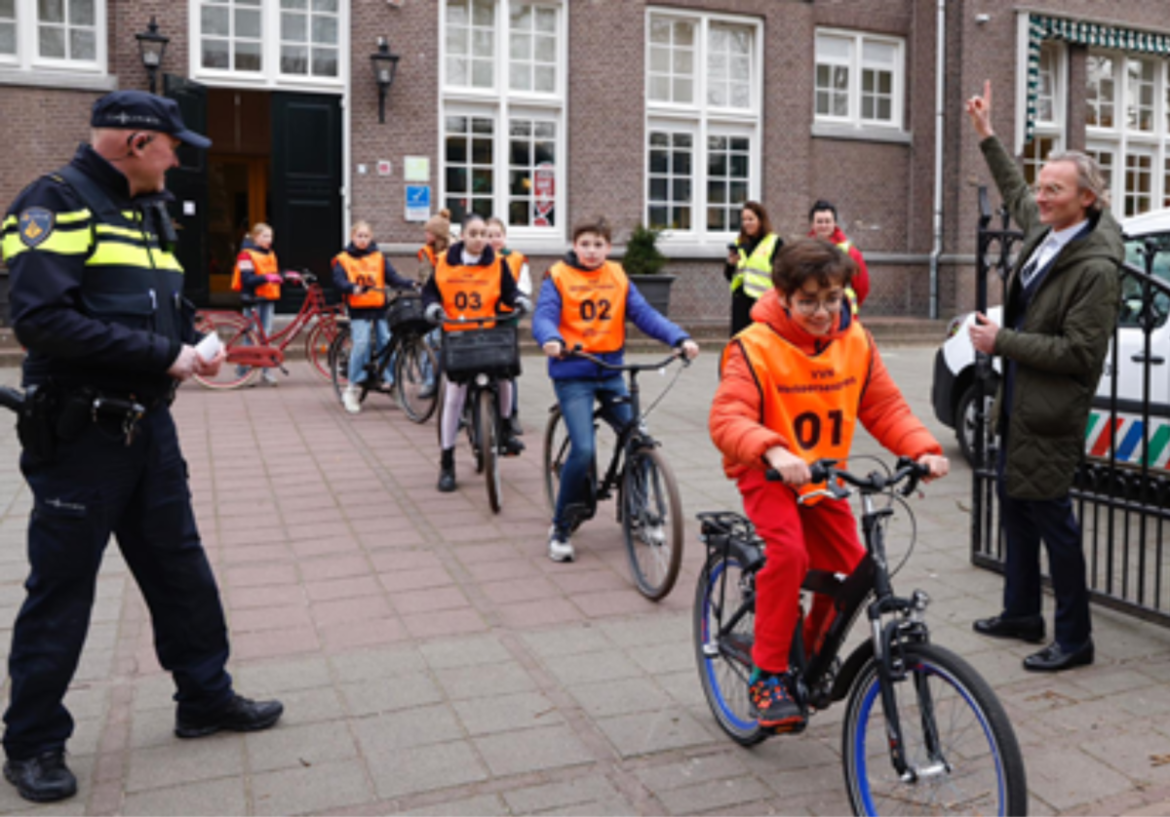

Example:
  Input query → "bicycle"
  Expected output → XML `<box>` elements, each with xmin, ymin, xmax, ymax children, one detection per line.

<box><xmin>193</xmin><ymin>271</ymin><xmax>343</xmax><ymax>390</ymax></box>
<box><xmin>694</xmin><ymin>457</ymin><xmax>1027</xmax><ymax>816</ymax></box>
<box><xmin>541</xmin><ymin>349</ymin><xmax>689</xmax><ymax>601</ymax></box>
<box><xmin>434</xmin><ymin>311</ymin><xmax>524</xmax><ymax>514</ymax></box>
<box><xmin>327</xmin><ymin>291</ymin><xmax>440</xmax><ymax>423</ymax></box>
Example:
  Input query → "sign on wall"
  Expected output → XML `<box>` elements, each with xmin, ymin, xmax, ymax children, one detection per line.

<box><xmin>405</xmin><ymin>185</ymin><xmax>432</xmax><ymax>222</ymax></box>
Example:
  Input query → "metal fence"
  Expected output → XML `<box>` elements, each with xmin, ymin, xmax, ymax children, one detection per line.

<box><xmin>970</xmin><ymin>188</ymin><xmax>1170</xmax><ymax>624</ymax></box>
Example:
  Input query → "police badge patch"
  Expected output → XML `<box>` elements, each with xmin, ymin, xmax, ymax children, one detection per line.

<box><xmin>18</xmin><ymin>208</ymin><xmax>55</xmax><ymax>249</ymax></box>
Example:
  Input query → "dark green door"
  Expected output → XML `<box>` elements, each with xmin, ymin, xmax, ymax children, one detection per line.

<box><xmin>270</xmin><ymin>92</ymin><xmax>343</xmax><ymax>311</ymax></box>
<box><xmin>164</xmin><ymin>74</ymin><xmax>210</xmax><ymax>306</ymax></box>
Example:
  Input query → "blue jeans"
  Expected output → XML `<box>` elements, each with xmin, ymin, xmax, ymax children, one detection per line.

<box><xmin>421</xmin><ymin>328</ymin><xmax>440</xmax><ymax>388</ymax></box>
<box><xmin>552</xmin><ymin>376</ymin><xmax>632</xmax><ymax>534</ymax></box>
<box><xmin>348</xmin><ymin>317</ymin><xmax>393</xmax><ymax>386</ymax></box>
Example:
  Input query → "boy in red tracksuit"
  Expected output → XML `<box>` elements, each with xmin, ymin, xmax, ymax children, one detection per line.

<box><xmin>709</xmin><ymin>238</ymin><xmax>949</xmax><ymax>732</ymax></box>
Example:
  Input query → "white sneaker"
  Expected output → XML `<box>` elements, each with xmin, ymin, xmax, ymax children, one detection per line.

<box><xmin>342</xmin><ymin>385</ymin><xmax>361</xmax><ymax>415</ymax></box>
<box><xmin>262</xmin><ymin>372</ymin><xmax>278</xmax><ymax>386</ymax></box>
<box><xmin>548</xmin><ymin>526</ymin><xmax>574</xmax><ymax>563</ymax></box>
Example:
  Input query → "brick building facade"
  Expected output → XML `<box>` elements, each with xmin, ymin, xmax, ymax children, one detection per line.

<box><xmin>3</xmin><ymin>0</ymin><xmax>1170</xmax><ymax>324</ymax></box>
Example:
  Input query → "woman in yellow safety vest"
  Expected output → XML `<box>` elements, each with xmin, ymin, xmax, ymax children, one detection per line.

<box><xmin>724</xmin><ymin>201</ymin><xmax>783</xmax><ymax>336</ymax></box>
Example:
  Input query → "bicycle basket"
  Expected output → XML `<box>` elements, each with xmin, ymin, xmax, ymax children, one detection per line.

<box><xmin>441</xmin><ymin>324</ymin><xmax>520</xmax><ymax>382</ymax></box>
<box><xmin>387</xmin><ymin>296</ymin><xmax>429</xmax><ymax>332</ymax></box>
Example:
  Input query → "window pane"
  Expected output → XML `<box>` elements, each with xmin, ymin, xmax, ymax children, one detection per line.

<box><xmin>472</xmin><ymin>0</ymin><xmax>492</xmax><ymax>26</ymax></box>
<box><xmin>311</xmin><ymin>47</ymin><xmax>336</xmax><ymax>76</ymax></box>
<box><xmin>672</xmin><ymin>179</ymin><xmax>692</xmax><ymax>202</ymax></box>
<box><xmin>649</xmin><ymin>16</ymin><xmax>670</xmax><ymax>44</ymax></box>
<box><xmin>472</xmin><ymin>58</ymin><xmax>492</xmax><ymax>87</ymax></box>
<box><xmin>69</xmin><ymin>27</ymin><xmax>93</xmax><ymax>60</ymax></box>
<box><xmin>0</xmin><ymin>0</ymin><xmax>15</xmax><ymax>16</ymax></box>
<box><xmin>446</xmin><ymin>136</ymin><xmax>467</xmax><ymax>164</ymax></box>
<box><xmin>68</xmin><ymin>0</ymin><xmax>93</xmax><ymax>25</ymax></box>
<box><xmin>471</xmin><ymin>168</ymin><xmax>493</xmax><ymax>192</ymax></box>
<box><xmin>203</xmin><ymin>38</ymin><xmax>229</xmax><ymax>69</ymax></box>
<box><xmin>649</xmin><ymin>178</ymin><xmax>668</xmax><ymax>200</ymax></box>
<box><xmin>510</xmin><ymin>3</ymin><xmax>530</xmax><ymax>30</ymax></box>
<box><xmin>311</xmin><ymin>15</ymin><xmax>336</xmax><ymax>45</ymax></box>
<box><xmin>38</xmin><ymin>25</ymin><xmax>65</xmax><ymax>57</ymax></box>
<box><xmin>281</xmin><ymin>44</ymin><xmax>308</xmax><ymax>74</ymax></box>
<box><xmin>673</xmin><ymin>78</ymin><xmax>692</xmax><ymax>103</ymax></box>
<box><xmin>0</xmin><ymin>23</ymin><xmax>14</xmax><ymax>55</ymax></box>
<box><xmin>282</xmin><ymin>13</ymin><xmax>305</xmax><ymax>41</ymax></box>
<box><xmin>708</xmin><ymin>152</ymin><xmax>727</xmax><ymax>176</ymax></box>
<box><xmin>649</xmin><ymin>75</ymin><xmax>669</xmax><ymax>101</ymax></box>
<box><xmin>472</xmin><ymin>137</ymin><xmax>492</xmax><ymax>164</ymax></box>
<box><xmin>312</xmin><ymin>0</ymin><xmax>337</xmax><ymax>11</ymax></box>
<box><xmin>535</xmin><ymin>7</ymin><xmax>555</xmax><ymax>32</ymax></box>
<box><xmin>862</xmin><ymin>40</ymin><xmax>896</xmax><ymax>65</ymax></box>
<box><xmin>510</xmin><ymin>32</ymin><xmax>530</xmax><ymax>60</ymax></box>
<box><xmin>509</xmin><ymin>201</ymin><xmax>529</xmax><ymax>227</ymax></box>
<box><xmin>511</xmin><ymin>64</ymin><xmax>532</xmax><ymax>91</ymax></box>
<box><xmin>534</xmin><ymin>34</ymin><xmax>554</xmax><ymax>62</ymax></box>
<box><xmin>472</xmin><ymin>117</ymin><xmax>492</xmax><ymax>135</ymax></box>
<box><xmin>816</xmin><ymin>34</ymin><xmax>850</xmax><ymax>61</ymax></box>
<box><xmin>282</xmin><ymin>0</ymin><xmax>307</xmax><ymax>8</ymax></box>
<box><xmin>236</xmin><ymin>9</ymin><xmax>261</xmax><ymax>39</ymax></box>
<box><xmin>648</xmin><ymin>206</ymin><xmax>668</xmax><ymax>229</ymax></box>
<box><xmin>446</xmin><ymin>166</ymin><xmax>467</xmax><ymax>194</ymax></box>
<box><xmin>534</xmin><ymin>66</ymin><xmax>555</xmax><ymax>92</ymax></box>
<box><xmin>38</xmin><ymin>0</ymin><xmax>63</xmax><ymax>23</ymax></box>
<box><xmin>674</xmin><ymin>20</ymin><xmax>693</xmax><ymax>46</ymax></box>
<box><xmin>203</xmin><ymin>6</ymin><xmax>230</xmax><ymax>37</ymax></box>
<box><xmin>447</xmin><ymin>56</ymin><xmax>468</xmax><ymax>85</ymax></box>
<box><xmin>673</xmin><ymin>150</ymin><xmax>691</xmax><ymax>173</ymax></box>
<box><xmin>472</xmin><ymin>28</ymin><xmax>492</xmax><ymax>57</ymax></box>
<box><xmin>235</xmin><ymin>40</ymin><xmax>261</xmax><ymax>71</ymax></box>
<box><xmin>708</xmin><ymin>208</ymin><xmax>726</xmax><ymax>231</ymax></box>
<box><xmin>649</xmin><ymin>149</ymin><xmax>668</xmax><ymax>174</ymax></box>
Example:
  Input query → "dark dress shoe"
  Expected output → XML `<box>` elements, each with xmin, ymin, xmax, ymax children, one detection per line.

<box><xmin>972</xmin><ymin>614</ymin><xmax>1046</xmax><ymax>644</ymax></box>
<box><xmin>1023</xmin><ymin>640</ymin><xmax>1094</xmax><ymax>672</ymax></box>
<box><xmin>175</xmin><ymin>694</ymin><xmax>284</xmax><ymax>739</ymax></box>
<box><xmin>4</xmin><ymin>751</ymin><xmax>77</xmax><ymax>802</ymax></box>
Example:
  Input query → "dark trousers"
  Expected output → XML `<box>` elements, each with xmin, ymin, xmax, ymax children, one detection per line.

<box><xmin>3</xmin><ymin>405</ymin><xmax>232</xmax><ymax>760</ymax></box>
<box><xmin>997</xmin><ymin>453</ymin><xmax>1092</xmax><ymax>650</ymax></box>
<box><xmin>730</xmin><ymin>291</ymin><xmax>755</xmax><ymax>337</ymax></box>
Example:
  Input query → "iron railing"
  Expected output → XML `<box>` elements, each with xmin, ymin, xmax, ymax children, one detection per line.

<box><xmin>970</xmin><ymin>188</ymin><xmax>1170</xmax><ymax>624</ymax></box>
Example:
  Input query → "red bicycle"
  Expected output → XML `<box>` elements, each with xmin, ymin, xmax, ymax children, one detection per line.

<box><xmin>193</xmin><ymin>271</ymin><xmax>343</xmax><ymax>390</ymax></box>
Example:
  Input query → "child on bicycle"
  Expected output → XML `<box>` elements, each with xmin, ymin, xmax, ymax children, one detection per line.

<box><xmin>709</xmin><ymin>238</ymin><xmax>948</xmax><ymax>733</ymax></box>
<box><xmin>332</xmin><ymin>220</ymin><xmax>420</xmax><ymax>414</ymax></box>
<box><xmin>533</xmin><ymin>216</ymin><xmax>699</xmax><ymax>563</ymax></box>
<box><xmin>415</xmin><ymin>209</ymin><xmax>451</xmax><ymax>399</ymax></box>
<box><xmin>423</xmin><ymin>212</ymin><xmax>530</xmax><ymax>492</ymax></box>
<box><xmin>232</xmin><ymin>222</ymin><xmax>293</xmax><ymax>386</ymax></box>
<box><xmin>486</xmin><ymin>216</ymin><xmax>531</xmax><ymax>437</ymax></box>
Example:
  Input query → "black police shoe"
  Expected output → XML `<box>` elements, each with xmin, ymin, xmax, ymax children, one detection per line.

<box><xmin>175</xmin><ymin>694</ymin><xmax>284</xmax><ymax>739</ymax></box>
<box><xmin>4</xmin><ymin>751</ymin><xmax>77</xmax><ymax>803</ymax></box>
<box><xmin>1023</xmin><ymin>640</ymin><xmax>1095</xmax><ymax>673</ymax></box>
<box><xmin>972</xmin><ymin>613</ymin><xmax>1046</xmax><ymax>644</ymax></box>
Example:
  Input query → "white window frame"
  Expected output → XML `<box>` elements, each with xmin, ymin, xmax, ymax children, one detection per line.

<box><xmin>644</xmin><ymin>7</ymin><xmax>763</xmax><ymax>251</ymax></box>
<box><xmin>1086</xmin><ymin>49</ymin><xmax>1170</xmax><ymax>219</ymax></box>
<box><xmin>0</xmin><ymin>0</ymin><xmax>107</xmax><ymax>77</ymax></box>
<box><xmin>439</xmin><ymin>0</ymin><xmax>568</xmax><ymax>249</ymax></box>
<box><xmin>813</xmin><ymin>28</ymin><xmax>906</xmax><ymax>133</ymax></box>
<box><xmin>189</xmin><ymin>0</ymin><xmax>348</xmax><ymax>91</ymax></box>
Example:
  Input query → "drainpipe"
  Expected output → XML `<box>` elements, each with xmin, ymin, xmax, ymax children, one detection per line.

<box><xmin>928</xmin><ymin>0</ymin><xmax>946</xmax><ymax>319</ymax></box>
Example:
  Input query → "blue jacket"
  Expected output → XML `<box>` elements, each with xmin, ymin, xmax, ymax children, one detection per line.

<box><xmin>531</xmin><ymin>251</ymin><xmax>689</xmax><ymax>380</ymax></box>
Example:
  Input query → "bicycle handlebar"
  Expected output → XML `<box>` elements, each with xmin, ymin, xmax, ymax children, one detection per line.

<box><xmin>565</xmin><ymin>345</ymin><xmax>688</xmax><ymax>372</ymax></box>
<box><xmin>431</xmin><ymin>302</ymin><xmax>530</xmax><ymax>326</ymax></box>
<box><xmin>766</xmin><ymin>457</ymin><xmax>930</xmax><ymax>500</ymax></box>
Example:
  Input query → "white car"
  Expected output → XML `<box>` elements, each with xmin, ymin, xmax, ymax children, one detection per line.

<box><xmin>931</xmin><ymin>208</ymin><xmax>1170</xmax><ymax>468</ymax></box>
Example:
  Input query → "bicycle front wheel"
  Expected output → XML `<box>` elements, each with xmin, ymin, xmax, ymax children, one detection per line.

<box><xmin>843</xmin><ymin>642</ymin><xmax>1027</xmax><ymax>817</ymax></box>
<box><xmin>478</xmin><ymin>389</ymin><xmax>501</xmax><ymax>513</ymax></box>
<box><xmin>621</xmin><ymin>446</ymin><xmax>683</xmax><ymax>601</ymax></box>
<box><xmin>192</xmin><ymin>313</ymin><xmax>261</xmax><ymax>390</ymax></box>
<box><xmin>329</xmin><ymin>328</ymin><xmax>352</xmax><ymax>405</ymax></box>
<box><xmin>694</xmin><ymin>551</ymin><xmax>766</xmax><ymax>746</ymax></box>
<box><xmin>542</xmin><ymin>406</ymin><xmax>568</xmax><ymax>514</ymax></box>
<box><xmin>396</xmin><ymin>335</ymin><xmax>439</xmax><ymax>423</ymax></box>
<box><xmin>306</xmin><ymin>319</ymin><xmax>341</xmax><ymax>382</ymax></box>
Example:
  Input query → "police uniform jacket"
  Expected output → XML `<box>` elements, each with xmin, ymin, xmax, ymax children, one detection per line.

<box><xmin>2</xmin><ymin>144</ymin><xmax>199</xmax><ymax>403</ymax></box>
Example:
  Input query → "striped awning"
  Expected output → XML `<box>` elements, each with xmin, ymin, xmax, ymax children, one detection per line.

<box><xmin>1025</xmin><ymin>14</ymin><xmax>1170</xmax><ymax>141</ymax></box>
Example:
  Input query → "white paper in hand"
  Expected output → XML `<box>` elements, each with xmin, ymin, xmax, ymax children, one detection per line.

<box><xmin>196</xmin><ymin>332</ymin><xmax>222</xmax><ymax>363</ymax></box>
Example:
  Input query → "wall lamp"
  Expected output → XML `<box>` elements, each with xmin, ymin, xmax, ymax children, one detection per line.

<box><xmin>135</xmin><ymin>16</ymin><xmax>170</xmax><ymax>95</ymax></box>
<box><xmin>371</xmin><ymin>37</ymin><xmax>401</xmax><ymax>125</ymax></box>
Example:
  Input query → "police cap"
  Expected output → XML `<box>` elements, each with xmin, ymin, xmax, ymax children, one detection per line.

<box><xmin>91</xmin><ymin>90</ymin><xmax>212</xmax><ymax>150</ymax></box>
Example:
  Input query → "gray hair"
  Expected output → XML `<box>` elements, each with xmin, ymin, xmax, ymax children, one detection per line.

<box><xmin>1046</xmin><ymin>150</ymin><xmax>1110</xmax><ymax>214</ymax></box>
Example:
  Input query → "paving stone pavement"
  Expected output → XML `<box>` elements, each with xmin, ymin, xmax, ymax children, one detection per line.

<box><xmin>0</xmin><ymin>347</ymin><xmax>1169</xmax><ymax>815</ymax></box>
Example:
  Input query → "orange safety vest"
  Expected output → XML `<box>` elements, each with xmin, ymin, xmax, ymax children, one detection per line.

<box><xmin>433</xmin><ymin>255</ymin><xmax>504</xmax><ymax>332</ymax></box>
<box><xmin>334</xmin><ymin>250</ymin><xmax>387</xmax><ymax>309</ymax></box>
<box><xmin>232</xmin><ymin>249</ymin><xmax>280</xmax><ymax>300</ymax></box>
<box><xmin>733</xmin><ymin>319</ymin><xmax>873</xmax><ymax>501</ymax></box>
<box><xmin>501</xmin><ymin>250</ymin><xmax>527</xmax><ymax>284</ymax></box>
<box><xmin>548</xmin><ymin>261</ymin><xmax>629</xmax><ymax>354</ymax></box>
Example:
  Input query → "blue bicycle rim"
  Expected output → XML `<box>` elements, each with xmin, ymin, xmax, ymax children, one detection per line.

<box><xmin>702</xmin><ymin>558</ymin><xmax>757</xmax><ymax>734</ymax></box>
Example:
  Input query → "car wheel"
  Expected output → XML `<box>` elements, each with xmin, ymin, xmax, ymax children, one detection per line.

<box><xmin>956</xmin><ymin>381</ymin><xmax>999</xmax><ymax>467</ymax></box>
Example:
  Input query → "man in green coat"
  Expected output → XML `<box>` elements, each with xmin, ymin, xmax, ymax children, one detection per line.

<box><xmin>965</xmin><ymin>80</ymin><xmax>1122</xmax><ymax>673</ymax></box>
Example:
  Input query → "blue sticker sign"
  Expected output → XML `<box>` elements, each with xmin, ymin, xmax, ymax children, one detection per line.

<box><xmin>405</xmin><ymin>185</ymin><xmax>431</xmax><ymax>223</ymax></box>
<box><xmin>18</xmin><ymin>207</ymin><xmax>55</xmax><ymax>248</ymax></box>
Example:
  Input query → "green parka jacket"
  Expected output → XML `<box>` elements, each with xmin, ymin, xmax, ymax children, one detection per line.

<box><xmin>981</xmin><ymin>135</ymin><xmax>1123</xmax><ymax>500</ymax></box>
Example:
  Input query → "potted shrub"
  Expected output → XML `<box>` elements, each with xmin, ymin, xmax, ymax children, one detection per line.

<box><xmin>622</xmin><ymin>223</ymin><xmax>677</xmax><ymax>316</ymax></box>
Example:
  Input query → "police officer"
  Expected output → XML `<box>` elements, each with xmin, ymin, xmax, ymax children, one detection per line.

<box><xmin>0</xmin><ymin>91</ymin><xmax>283</xmax><ymax>803</ymax></box>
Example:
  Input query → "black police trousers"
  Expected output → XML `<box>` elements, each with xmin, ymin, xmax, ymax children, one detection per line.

<box><xmin>3</xmin><ymin>403</ymin><xmax>232</xmax><ymax>760</ymax></box>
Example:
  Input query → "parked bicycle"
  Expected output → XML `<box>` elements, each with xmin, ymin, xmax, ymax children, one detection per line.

<box><xmin>694</xmin><ymin>457</ymin><xmax>1026</xmax><ymax>816</ymax></box>
<box><xmin>193</xmin><ymin>271</ymin><xmax>343</xmax><ymax>390</ymax></box>
<box><xmin>542</xmin><ymin>349</ymin><xmax>689</xmax><ymax>601</ymax></box>
<box><xmin>434</xmin><ymin>310</ymin><xmax>524</xmax><ymax>514</ymax></box>
<box><xmin>327</xmin><ymin>291</ymin><xmax>440</xmax><ymax>422</ymax></box>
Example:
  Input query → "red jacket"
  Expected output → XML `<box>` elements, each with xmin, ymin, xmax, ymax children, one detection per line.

<box><xmin>709</xmin><ymin>290</ymin><xmax>941</xmax><ymax>480</ymax></box>
<box><xmin>808</xmin><ymin>226</ymin><xmax>870</xmax><ymax>307</ymax></box>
